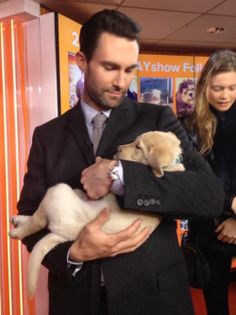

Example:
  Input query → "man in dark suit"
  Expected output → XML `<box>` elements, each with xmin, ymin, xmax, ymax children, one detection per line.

<box><xmin>18</xmin><ymin>9</ymin><xmax>224</xmax><ymax>315</ymax></box>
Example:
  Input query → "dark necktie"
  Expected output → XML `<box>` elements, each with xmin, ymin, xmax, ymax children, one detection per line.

<box><xmin>92</xmin><ymin>113</ymin><xmax>107</xmax><ymax>154</ymax></box>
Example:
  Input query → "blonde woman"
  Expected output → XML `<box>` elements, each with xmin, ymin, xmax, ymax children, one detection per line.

<box><xmin>184</xmin><ymin>49</ymin><xmax>236</xmax><ymax>315</ymax></box>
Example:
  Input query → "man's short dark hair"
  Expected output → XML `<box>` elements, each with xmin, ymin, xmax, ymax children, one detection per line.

<box><xmin>79</xmin><ymin>9</ymin><xmax>141</xmax><ymax>61</ymax></box>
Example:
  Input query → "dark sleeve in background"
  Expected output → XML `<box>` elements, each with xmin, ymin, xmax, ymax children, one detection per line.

<box><xmin>224</xmin><ymin>145</ymin><xmax>236</xmax><ymax>215</ymax></box>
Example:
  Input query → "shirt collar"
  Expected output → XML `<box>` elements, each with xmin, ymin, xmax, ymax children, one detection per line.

<box><xmin>80</xmin><ymin>99</ymin><xmax>112</xmax><ymax>125</ymax></box>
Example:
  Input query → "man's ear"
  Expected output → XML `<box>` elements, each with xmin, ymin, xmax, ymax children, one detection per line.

<box><xmin>76</xmin><ymin>52</ymin><xmax>87</xmax><ymax>72</ymax></box>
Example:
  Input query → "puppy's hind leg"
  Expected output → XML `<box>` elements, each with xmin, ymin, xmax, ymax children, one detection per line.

<box><xmin>27</xmin><ymin>233</ymin><xmax>67</xmax><ymax>298</ymax></box>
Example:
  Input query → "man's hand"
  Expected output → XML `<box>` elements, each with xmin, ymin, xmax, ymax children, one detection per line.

<box><xmin>81</xmin><ymin>157</ymin><xmax>116</xmax><ymax>199</ymax></box>
<box><xmin>69</xmin><ymin>208</ymin><xmax>152</xmax><ymax>262</ymax></box>
<box><xmin>215</xmin><ymin>217</ymin><xmax>236</xmax><ymax>244</ymax></box>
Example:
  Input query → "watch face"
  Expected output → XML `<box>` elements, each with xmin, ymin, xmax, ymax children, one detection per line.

<box><xmin>108</xmin><ymin>160</ymin><xmax>120</xmax><ymax>181</ymax></box>
<box><xmin>110</xmin><ymin>166</ymin><xmax>119</xmax><ymax>181</ymax></box>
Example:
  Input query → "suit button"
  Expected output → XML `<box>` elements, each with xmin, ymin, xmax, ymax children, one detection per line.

<box><xmin>137</xmin><ymin>199</ymin><xmax>143</xmax><ymax>206</ymax></box>
<box><xmin>149</xmin><ymin>198</ymin><xmax>155</xmax><ymax>205</ymax></box>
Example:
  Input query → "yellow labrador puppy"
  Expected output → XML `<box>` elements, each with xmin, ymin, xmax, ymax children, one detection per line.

<box><xmin>9</xmin><ymin>131</ymin><xmax>184</xmax><ymax>297</ymax></box>
<box><xmin>116</xmin><ymin>131</ymin><xmax>185</xmax><ymax>177</ymax></box>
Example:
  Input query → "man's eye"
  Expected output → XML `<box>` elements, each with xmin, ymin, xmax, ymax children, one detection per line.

<box><xmin>104</xmin><ymin>64</ymin><xmax>119</xmax><ymax>71</ymax></box>
<box><xmin>105</xmin><ymin>66</ymin><xmax>113</xmax><ymax>71</ymax></box>
<box><xmin>126</xmin><ymin>69</ymin><xmax>134</xmax><ymax>74</ymax></box>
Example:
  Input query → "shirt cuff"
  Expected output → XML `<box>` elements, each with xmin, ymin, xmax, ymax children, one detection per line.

<box><xmin>67</xmin><ymin>249</ymin><xmax>83</xmax><ymax>276</ymax></box>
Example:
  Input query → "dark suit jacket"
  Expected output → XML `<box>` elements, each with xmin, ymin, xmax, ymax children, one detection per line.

<box><xmin>18</xmin><ymin>98</ymin><xmax>224</xmax><ymax>315</ymax></box>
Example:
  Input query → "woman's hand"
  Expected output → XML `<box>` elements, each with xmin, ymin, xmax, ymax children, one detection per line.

<box><xmin>215</xmin><ymin>217</ymin><xmax>236</xmax><ymax>244</ymax></box>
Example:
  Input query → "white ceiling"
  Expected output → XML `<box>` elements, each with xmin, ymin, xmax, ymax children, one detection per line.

<box><xmin>35</xmin><ymin>0</ymin><xmax>236</xmax><ymax>53</ymax></box>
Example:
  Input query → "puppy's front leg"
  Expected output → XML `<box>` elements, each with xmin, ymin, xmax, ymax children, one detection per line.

<box><xmin>9</xmin><ymin>206</ymin><xmax>47</xmax><ymax>240</ymax></box>
<box><xmin>11</xmin><ymin>215</ymin><xmax>30</xmax><ymax>227</ymax></box>
<box><xmin>9</xmin><ymin>215</ymin><xmax>31</xmax><ymax>239</ymax></box>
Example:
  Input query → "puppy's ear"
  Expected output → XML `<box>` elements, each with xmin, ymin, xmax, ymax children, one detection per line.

<box><xmin>146</xmin><ymin>147</ymin><xmax>164</xmax><ymax>178</ymax></box>
<box><xmin>137</xmin><ymin>139</ymin><xmax>147</xmax><ymax>155</ymax></box>
<box><xmin>134</xmin><ymin>139</ymin><xmax>150</xmax><ymax>164</ymax></box>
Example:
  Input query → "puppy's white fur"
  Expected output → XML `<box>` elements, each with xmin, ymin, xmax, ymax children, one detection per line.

<box><xmin>9</xmin><ymin>131</ymin><xmax>184</xmax><ymax>297</ymax></box>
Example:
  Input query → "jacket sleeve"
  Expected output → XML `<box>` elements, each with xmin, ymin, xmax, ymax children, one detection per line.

<box><xmin>17</xmin><ymin>128</ymin><xmax>74</xmax><ymax>280</ymax></box>
<box><xmin>119</xmin><ymin>107</ymin><xmax>224</xmax><ymax>219</ymax></box>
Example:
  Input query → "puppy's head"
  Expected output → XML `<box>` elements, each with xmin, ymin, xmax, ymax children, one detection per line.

<box><xmin>116</xmin><ymin>131</ymin><xmax>184</xmax><ymax>177</ymax></box>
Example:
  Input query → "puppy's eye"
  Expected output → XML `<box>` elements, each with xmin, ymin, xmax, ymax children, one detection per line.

<box><xmin>162</xmin><ymin>164</ymin><xmax>169</xmax><ymax>170</ymax></box>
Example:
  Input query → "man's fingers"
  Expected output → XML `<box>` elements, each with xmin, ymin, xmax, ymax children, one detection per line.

<box><xmin>217</xmin><ymin>233</ymin><xmax>230</xmax><ymax>242</ymax></box>
<box><xmin>81</xmin><ymin>169</ymin><xmax>87</xmax><ymax>180</ymax></box>
<box><xmin>81</xmin><ymin>157</ymin><xmax>103</xmax><ymax>179</ymax></box>
<box><xmin>110</xmin><ymin>226</ymin><xmax>152</xmax><ymax>256</ymax></box>
<box><xmin>217</xmin><ymin>233</ymin><xmax>224</xmax><ymax>241</ymax></box>
<box><xmin>95</xmin><ymin>156</ymin><xmax>102</xmax><ymax>163</ymax></box>
<box><xmin>227</xmin><ymin>237</ymin><xmax>235</xmax><ymax>244</ymax></box>
<box><xmin>215</xmin><ymin>223</ymin><xmax>224</xmax><ymax>233</ymax></box>
<box><xmin>108</xmin><ymin>219</ymin><xmax>143</xmax><ymax>242</ymax></box>
<box><xmin>89</xmin><ymin>208</ymin><xmax>110</xmax><ymax>227</ymax></box>
<box><xmin>75</xmin><ymin>216</ymin><xmax>153</xmax><ymax>261</ymax></box>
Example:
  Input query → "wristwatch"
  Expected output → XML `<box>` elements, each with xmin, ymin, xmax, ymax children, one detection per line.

<box><xmin>107</xmin><ymin>160</ymin><xmax>120</xmax><ymax>181</ymax></box>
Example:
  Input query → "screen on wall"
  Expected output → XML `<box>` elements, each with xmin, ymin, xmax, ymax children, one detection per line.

<box><xmin>57</xmin><ymin>14</ymin><xmax>83</xmax><ymax>114</ymax></box>
<box><xmin>137</xmin><ymin>54</ymin><xmax>208</xmax><ymax>118</ymax></box>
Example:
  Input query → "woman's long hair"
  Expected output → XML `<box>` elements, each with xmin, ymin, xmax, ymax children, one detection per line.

<box><xmin>192</xmin><ymin>49</ymin><xmax>236</xmax><ymax>154</ymax></box>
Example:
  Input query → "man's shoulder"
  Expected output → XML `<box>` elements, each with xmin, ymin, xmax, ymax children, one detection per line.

<box><xmin>123</xmin><ymin>97</ymin><xmax>171</xmax><ymax>114</ymax></box>
<box><xmin>36</xmin><ymin>104</ymin><xmax>80</xmax><ymax>131</ymax></box>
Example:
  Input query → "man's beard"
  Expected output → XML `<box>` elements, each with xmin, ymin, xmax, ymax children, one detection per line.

<box><xmin>85</xmin><ymin>81</ymin><xmax>127</xmax><ymax>110</ymax></box>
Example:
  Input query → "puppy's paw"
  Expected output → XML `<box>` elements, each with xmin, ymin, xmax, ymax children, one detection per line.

<box><xmin>8</xmin><ymin>229</ymin><xmax>20</xmax><ymax>239</ymax></box>
<box><xmin>10</xmin><ymin>216</ymin><xmax>18</xmax><ymax>226</ymax></box>
<box><xmin>10</xmin><ymin>215</ymin><xmax>30</xmax><ymax>227</ymax></box>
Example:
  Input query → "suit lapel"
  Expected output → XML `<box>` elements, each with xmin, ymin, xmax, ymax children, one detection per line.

<box><xmin>67</xmin><ymin>98</ymin><xmax>133</xmax><ymax>161</ymax></box>
<box><xmin>67</xmin><ymin>104</ymin><xmax>94</xmax><ymax>165</ymax></box>
<box><xmin>96</xmin><ymin>98</ymin><xmax>132</xmax><ymax>156</ymax></box>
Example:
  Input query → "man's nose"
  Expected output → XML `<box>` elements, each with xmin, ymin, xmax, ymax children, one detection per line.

<box><xmin>113</xmin><ymin>72</ymin><xmax>127</xmax><ymax>89</ymax></box>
